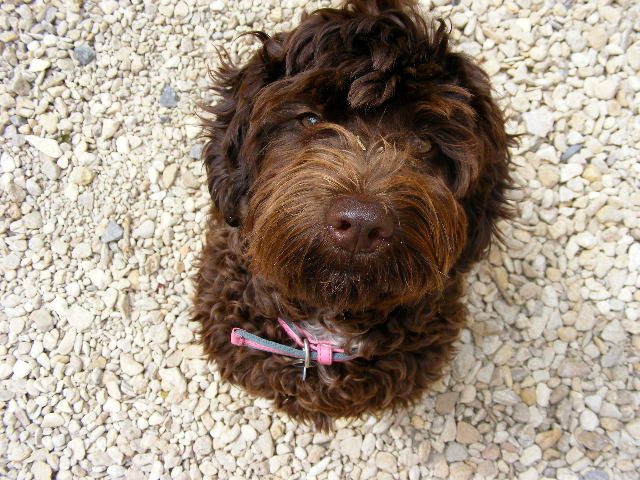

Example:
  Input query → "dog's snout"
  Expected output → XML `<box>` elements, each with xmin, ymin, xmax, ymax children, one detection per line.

<box><xmin>326</xmin><ymin>197</ymin><xmax>394</xmax><ymax>253</ymax></box>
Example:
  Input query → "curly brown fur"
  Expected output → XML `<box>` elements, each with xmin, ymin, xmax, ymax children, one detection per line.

<box><xmin>194</xmin><ymin>0</ymin><xmax>513</xmax><ymax>429</ymax></box>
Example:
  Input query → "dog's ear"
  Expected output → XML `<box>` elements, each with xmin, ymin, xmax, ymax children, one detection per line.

<box><xmin>448</xmin><ymin>54</ymin><xmax>514</xmax><ymax>271</ymax></box>
<box><xmin>200</xmin><ymin>36</ymin><xmax>284</xmax><ymax>227</ymax></box>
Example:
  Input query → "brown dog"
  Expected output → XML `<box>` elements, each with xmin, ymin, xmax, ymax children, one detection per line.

<box><xmin>194</xmin><ymin>0</ymin><xmax>512</xmax><ymax>429</ymax></box>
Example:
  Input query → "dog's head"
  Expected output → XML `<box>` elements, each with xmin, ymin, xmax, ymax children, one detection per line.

<box><xmin>202</xmin><ymin>0</ymin><xmax>512</xmax><ymax>311</ymax></box>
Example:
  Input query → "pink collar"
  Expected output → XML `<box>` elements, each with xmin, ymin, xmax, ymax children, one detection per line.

<box><xmin>230</xmin><ymin>317</ymin><xmax>358</xmax><ymax>379</ymax></box>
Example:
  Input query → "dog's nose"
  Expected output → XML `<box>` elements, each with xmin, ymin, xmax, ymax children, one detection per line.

<box><xmin>326</xmin><ymin>197</ymin><xmax>394</xmax><ymax>253</ymax></box>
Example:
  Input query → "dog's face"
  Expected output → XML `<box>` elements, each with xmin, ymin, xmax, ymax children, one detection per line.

<box><xmin>202</xmin><ymin>0</ymin><xmax>511</xmax><ymax>312</ymax></box>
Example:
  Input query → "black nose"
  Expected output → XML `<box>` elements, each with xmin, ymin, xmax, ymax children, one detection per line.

<box><xmin>326</xmin><ymin>197</ymin><xmax>394</xmax><ymax>253</ymax></box>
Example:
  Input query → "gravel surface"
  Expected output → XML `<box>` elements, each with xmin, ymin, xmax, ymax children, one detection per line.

<box><xmin>1</xmin><ymin>0</ymin><xmax>639</xmax><ymax>479</ymax></box>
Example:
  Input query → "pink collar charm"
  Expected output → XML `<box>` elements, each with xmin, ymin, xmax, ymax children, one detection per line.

<box><xmin>230</xmin><ymin>317</ymin><xmax>358</xmax><ymax>380</ymax></box>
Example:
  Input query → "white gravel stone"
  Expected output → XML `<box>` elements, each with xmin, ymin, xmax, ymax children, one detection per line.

<box><xmin>1</xmin><ymin>153</ymin><xmax>16</xmax><ymax>173</ymax></box>
<box><xmin>32</xmin><ymin>309</ymin><xmax>54</xmax><ymax>331</ymax></box>
<box><xmin>31</xmin><ymin>461</ymin><xmax>52</xmax><ymax>479</ymax></box>
<box><xmin>12</xmin><ymin>359</ymin><xmax>31</xmax><ymax>378</ymax></box>
<box><xmin>69</xmin><ymin>167</ymin><xmax>94</xmax><ymax>186</ymax></box>
<box><xmin>536</xmin><ymin>383</ymin><xmax>551</xmax><ymax>408</ymax></box>
<box><xmin>210</xmin><ymin>0</ymin><xmax>226</xmax><ymax>12</ymax></box>
<box><xmin>132</xmin><ymin>219</ymin><xmax>155</xmax><ymax>239</ymax></box>
<box><xmin>445</xmin><ymin>442</ymin><xmax>468</xmax><ymax>462</ymax></box>
<box><xmin>523</xmin><ymin>108</ymin><xmax>554</xmax><ymax>137</ymax></box>
<box><xmin>580</xmin><ymin>409</ymin><xmax>600</xmax><ymax>431</ymax></box>
<box><xmin>42</xmin><ymin>160</ymin><xmax>61</xmax><ymax>180</ymax></box>
<box><xmin>341</xmin><ymin>435</ymin><xmax>362</xmax><ymax>460</ymax></box>
<box><xmin>57</xmin><ymin>328</ymin><xmax>76</xmax><ymax>355</ymax></box>
<box><xmin>521</xmin><ymin>445</ymin><xmax>542</xmax><ymax>466</ymax></box>
<box><xmin>560</xmin><ymin>164</ymin><xmax>583</xmax><ymax>183</ymax></box>
<box><xmin>25</xmin><ymin>136</ymin><xmax>63</xmax><ymax>158</ymax></box>
<box><xmin>257</xmin><ymin>431</ymin><xmax>274</xmax><ymax>458</ymax></box>
<box><xmin>68</xmin><ymin>437</ymin><xmax>86</xmax><ymax>461</ymax></box>
<box><xmin>120</xmin><ymin>353</ymin><xmax>144</xmax><ymax>376</ymax></box>
<box><xmin>493</xmin><ymin>389</ymin><xmax>520</xmax><ymax>406</ymax></box>
<box><xmin>456</xmin><ymin>421</ymin><xmax>481</xmax><ymax>444</ymax></box>
<box><xmin>42</xmin><ymin>413</ymin><xmax>65</xmax><ymax>428</ymax></box>
<box><xmin>194</xmin><ymin>436</ymin><xmax>213</xmax><ymax>457</ymax></box>
<box><xmin>102</xmin><ymin>119</ymin><xmax>121</xmax><ymax>139</ymax></box>
<box><xmin>23</xmin><ymin>211</ymin><xmax>43</xmax><ymax>229</ymax></box>
<box><xmin>625</xmin><ymin>419</ymin><xmax>640</xmax><ymax>441</ymax></box>
<box><xmin>29</xmin><ymin>58</ymin><xmax>50</xmax><ymax>72</ymax></box>
<box><xmin>67</xmin><ymin>305</ymin><xmax>93</xmax><ymax>332</ymax></box>
<box><xmin>601</xmin><ymin>320</ymin><xmax>626</xmax><ymax>343</ymax></box>
<box><xmin>376</xmin><ymin>451</ymin><xmax>398</xmax><ymax>474</ymax></box>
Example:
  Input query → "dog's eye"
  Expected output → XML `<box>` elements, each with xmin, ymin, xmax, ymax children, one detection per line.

<box><xmin>300</xmin><ymin>113</ymin><xmax>322</xmax><ymax>127</ymax></box>
<box><xmin>412</xmin><ymin>136</ymin><xmax>433</xmax><ymax>153</ymax></box>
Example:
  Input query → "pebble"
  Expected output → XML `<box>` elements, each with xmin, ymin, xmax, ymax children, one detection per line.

<box><xmin>557</xmin><ymin>359</ymin><xmax>590</xmax><ymax>378</ymax></box>
<box><xmin>583</xmin><ymin>471</ymin><xmax>609</xmax><ymax>480</ymax></box>
<box><xmin>600</xmin><ymin>320</ymin><xmax>626</xmax><ymax>343</ymax></box>
<box><xmin>42</xmin><ymin>413</ymin><xmax>65</xmax><ymax>428</ymax></box>
<box><xmin>31</xmin><ymin>309</ymin><xmax>54</xmax><ymax>331</ymax></box>
<box><xmin>24</xmin><ymin>211</ymin><xmax>43</xmax><ymax>229</ymax></box>
<box><xmin>12</xmin><ymin>359</ymin><xmax>31</xmax><ymax>378</ymax></box>
<box><xmin>74</xmin><ymin>45</ymin><xmax>96</xmax><ymax>66</ymax></box>
<box><xmin>189</xmin><ymin>144</ymin><xmax>203</xmax><ymax>159</ymax></box>
<box><xmin>116</xmin><ymin>136</ymin><xmax>130</xmax><ymax>154</ymax></box>
<box><xmin>68</xmin><ymin>437</ymin><xmax>86</xmax><ymax>461</ymax></box>
<box><xmin>560</xmin><ymin>144</ymin><xmax>583</xmax><ymax>162</ymax></box>
<box><xmin>41</xmin><ymin>113</ymin><xmax>59</xmax><ymax>134</ymax></box>
<box><xmin>435</xmin><ymin>392</ymin><xmax>458</xmax><ymax>415</ymax></box>
<box><xmin>536</xmin><ymin>428</ymin><xmax>562</xmax><ymax>449</ymax></box>
<box><xmin>67</xmin><ymin>305</ymin><xmax>93</xmax><ymax>332</ymax></box>
<box><xmin>160</xmin><ymin>84</ymin><xmax>179</xmax><ymax>108</ymax></box>
<box><xmin>120</xmin><ymin>353</ymin><xmax>144</xmax><ymax>376</ymax></box>
<box><xmin>1</xmin><ymin>153</ymin><xmax>16</xmax><ymax>173</ymax></box>
<box><xmin>42</xmin><ymin>159</ymin><xmax>61</xmax><ymax>180</ymax></box>
<box><xmin>100</xmin><ymin>1</ymin><xmax>119</xmax><ymax>15</ymax></box>
<box><xmin>210</xmin><ymin>1</ymin><xmax>226</xmax><ymax>11</ymax></box>
<box><xmin>593</xmin><ymin>79</ymin><xmax>618</xmax><ymax>100</ymax></box>
<box><xmin>521</xmin><ymin>445</ymin><xmax>542</xmax><ymax>466</ymax></box>
<box><xmin>71</xmin><ymin>242</ymin><xmax>92</xmax><ymax>259</ymax></box>
<box><xmin>101</xmin><ymin>221</ymin><xmax>124</xmax><ymax>243</ymax></box>
<box><xmin>193</xmin><ymin>436</ymin><xmax>213</xmax><ymax>457</ymax></box>
<box><xmin>162</xmin><ymin>164</ymin><xmax>179</xmax><ymax>188</ymax></box>
<box><xmin>25</xmin><ymin>136</ymin><xmax>62</xmax><ymax>158</ymax></box>
<box><xmin>538</xmin><ymin>165</ymin><xmax>559</xmax><ymax>188</ymax></box>
<box><xmin>452</xmin><ymin>344</ymin><xmax>475</xmax><ymax>379</ymax></box>
<box><xmin>580</xmin><ymin>409</ymin><xmax>599</xmax><ymax>431</ymax></box>
<box><xmin>576</xmin><ymin>430</ymin><xmax>609</xmax><ymax>451</ymax></box>
<box><xmin>132</xmin><ymin>219</ymin><xmax>155</xmax><ymax>239</ymax></box>
<box><xmin>10</xmin><ymin>69</ymin><xmax>31</xmax><ymax>96</ymax></box>
<box><xmin>69</xmin><ymin>166</ymin><xmax>94</xmax><ymax>186</ymax></box>
<box><xmin>102</xmin><ymin>119</ymin><xmax>121</xmax><ymax>139</ymax></box>
<box><xmin>493</xmin><ymin>389</ymin><xmax>520</xmax><ymax>406</ymax></box>
<box><xmin>241</xmin><ymin>425</ymin><xmax>257</xmax><ymax>442</ymax></box>
<box><xmin>376</xmin><ymin>452</ymin><xmax>397</xmax><ymax>474</ymax></box>
<box><xmin>31</xmin><ymin>461</ymin><xmax>52</xmax><ymax>479</ymax></box>
<box><xmin>523</xmin><ymin>108</ymin><xmax>554</xmax><ymax>137</ymax></box>
<box><xmin>445</xmin><ymin>442</ymin><xmax>468</xmax><ymax>462</ymax></box>
<box><xmin>449</xmin><ymin>463</ymin><xmax>474</xmax><ymax>480</ymax></box>
<box><xmin>560</xmin><ymin>163</ymin><xmax>583</xmax><ymax>183</ymax></box>
<box><xmin>29</xmin><ymin>58</ymin><xmax>51</xmax><ymax>72</ymax></box>
<box><xmin>624</xmin><ymin>419</ymin><xmax>640</xmax><ymax>441</ymax></box>
<box><xmin>257</xmin><ymin>432</ymin><xmax>274</xmax><ymax>458</ymax></box>
<box><xmin>58</xmin><ymin>328</ymin><xmax>76</xmax><ymax>355</ymax></box>
<box><xmin>456</xmin><ymin>422</ymin><xmax>481</xmax><ymax>444</ymax></box>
